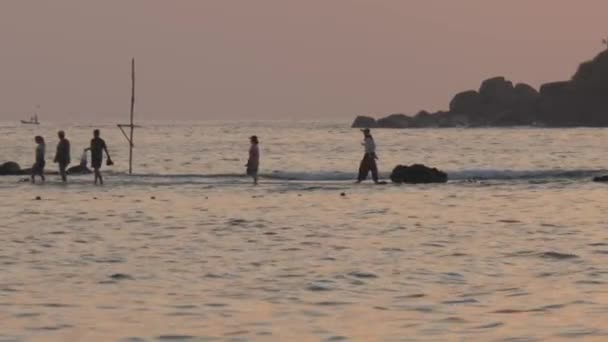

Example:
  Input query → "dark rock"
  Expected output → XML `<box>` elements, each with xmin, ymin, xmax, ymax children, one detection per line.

<box><xmin>35</xmin><ymin>196</ymin><xmax>42</xmax><ymax>200</ymax></box>
<box><xmin>538</xmin><ymin>81</ymin><xmax>580</xmax><ymax>126</ymax></box>
<box><xmin>390</xmin><ymin>164</ymin><xmax>448</xmax><ymax>184</ymax></box>
<box><xmin>572</xmin><ymin>50</ymin><xmax>608</xmax><ymax>94</ymax></box>
<box><xmin>109</xmin><ymin>273</ymin><xmax>133</xmax><ymax>280</ymax></box>
<box><xmin>539</xmin><ymin>81</ymin><xmax>573</xmax><ymax>97</ymax></box>
<box><xmin>352</xmin><ymin>49</ymin><xmax>608</xmax><ymax>127</ymax></box>
<box><xmin>0</xmin><ymin>162</ymin><xmax>22</xmax><ymax>175</ymax></box>
<box><xmin>411</xmin><ymin>110</ymin><xmax>439</xmax><ymax>127</ymax></box>
<box><xmin>479</xmin><ymin>76</ymin><xmax>516</xmax><ymax>106</ymax></box>
<box><xmin>513</xmin><ymin>83</ymin><xmax>539</xmax><ymax>101</ymax></box>
<box><xmin>376</xmin><ymin>113</ymin><xmax>413</xmax><ymax>128</ymax></box>
<box><xmin>449</xmin><ymin>90</ymin><xmax>482</xmax><ymax>116</ymax></box>
<box><xmin>351</xmin><ymin>116</ymin><xmax>377</xmax><ymax>128</ymax></box>
<box><xmin>593</xmin><ymin>175</ymin><xmax>608</xmax><ymax>182</ymax></box>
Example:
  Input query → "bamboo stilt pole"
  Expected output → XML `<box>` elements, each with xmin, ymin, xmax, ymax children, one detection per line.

<box><xmin>129</xmin><ymin>58</ymin><xmax>135</xmax><ymax>174</ymax></box>
<box><xmin>117</xmin><ymin>58</ymin><xmax>136</xmax><ymax>174</ymax></box>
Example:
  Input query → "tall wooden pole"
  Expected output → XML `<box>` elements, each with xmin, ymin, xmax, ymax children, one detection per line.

<box><xmin>129</xmin><ymin>58</ymin><xmax>135</xmax><ymax>174</ymax></box>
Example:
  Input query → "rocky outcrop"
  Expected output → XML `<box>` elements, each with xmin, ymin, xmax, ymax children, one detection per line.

<box><xmin>353</xmin><ymin>49</ymin><xmax>608</xmax><ymax>127</ymax></box>
<box><xmin>351</xmin><ymin>116</ymin><xmax>377</xmax><ymax>128</ymax></box>
<box><xmin>0</xmin><ymin>162</ymin><xmax>23</xmax><ymax>175</ymax></box>
<box><xmin>593</xmin><ymin>175</ymin><xmax>608</xmax><ymax>182</ymax></box>
<box><xmin>390</xmin><ymin>164</ymin><xmax>448</xmax><ymax>184</ymax></box>
<box><xmin>449</xmin><ymin>90</ymin><xmax>482</xmax><ymax>116</ymax></box>
<box><xmin>376</xmin><ymin>114</ymin><xmax>413</xmax><ymax>128</ymax></box>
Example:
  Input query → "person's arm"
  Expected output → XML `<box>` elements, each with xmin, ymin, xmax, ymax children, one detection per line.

<box><xmin>104</xmin><ymin>146</ymin><xmax>112</xmax><ymax>160</ymax></box>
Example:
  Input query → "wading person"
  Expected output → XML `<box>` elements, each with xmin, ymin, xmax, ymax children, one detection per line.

<box><xmin>246</xmin><ymin>135</ymin><xmax>260</xmax><ymax>185</ymax></box>
<box><xmin>53</xmin><ymin>130</ymin><xmax>70</xmax><ymax>183</ymax></box>
<box><xmin>31</xmin><ymin>136</ymin><xmax>46</xmax><ymax>184</ymax></box>
<box><xmin>89</xmin><ymin>129</ymin><xmax>113</xmax><ymax>185</ymax></box>
<box><xmin>356</xmin><ymin>128</ymin><xmax>380</xmax><ymax>184</ymax></box>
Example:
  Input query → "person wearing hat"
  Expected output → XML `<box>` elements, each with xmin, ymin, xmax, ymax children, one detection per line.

<box><xmin>356</xmin><ymin>128</ymin><xmax>380</xmax><ymax>184</ymax></box>
<box><xmin>246</xmin><ymin>135</ymin><xmax>260</xmax><ymax>185</ymax></box>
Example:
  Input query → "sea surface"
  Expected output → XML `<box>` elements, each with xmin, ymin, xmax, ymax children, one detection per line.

<box><xmin>1</xmin><ymin>121</ymin><xmax>608</xmax><ymax>341</ymax></box>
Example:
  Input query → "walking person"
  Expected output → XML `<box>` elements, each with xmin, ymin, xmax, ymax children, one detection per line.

<box><xmin>31</xmin><ymin>136</ymin><xmax>46</xmax><ymax>184</ymax></box>
<box><xmin>356</xmin><ymin>128</ymin><xmax>380</xmax><ymax>184</ymax></box>
<box><xmin>246</xmin><ymin>135</ymin><xmax>260</xmax><ymax>185</ymax></box>
<box><xmin>89</xmin><ymin>129</ymin><xmax>113</xmax><ymax>185</ymax></box>
<box><xmin>53</xmin><ymin>130</ymin><xmax>70</xmax><ymax>183</ymax></box>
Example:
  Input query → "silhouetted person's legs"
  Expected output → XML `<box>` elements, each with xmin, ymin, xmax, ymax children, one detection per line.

<box><xmin>94</xmin><ymin>168</ymin><xmax>103</xmax><ymax>185</ymax></box>
<box><xmin>370</xmin><ymin>158</ymin><xmax>379</xmax><ymax>183</ymax></box>
<box><xmin>31</xmin><ymin>168</ymin><xmax>44</xmax><ymax>184</ymax></box>
<box><xmin>357</xmin><ymin>155</ymin><xmax>371</xmax><ymax>182</ymax></box>
<box><xmin>59</xmin><ymin>163</ymin><xmax>68</xmax><ymax>182</ymax></box>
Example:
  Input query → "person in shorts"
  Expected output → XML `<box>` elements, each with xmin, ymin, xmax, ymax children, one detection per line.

<box><xmin>90</xmin><ymin>129</ymin><xmax>113</xmax><ymax>185</ymax></box>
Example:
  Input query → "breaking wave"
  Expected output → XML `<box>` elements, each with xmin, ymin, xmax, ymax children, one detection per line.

<box><xmin>105</xmin><ymin>168</ymin><xmax>607</xmax><ymax>182</ymax></box>
<box><xmin>448</xmin><ymin>169</ymin><xmax>606</xmax><ymax>181</ymax></box>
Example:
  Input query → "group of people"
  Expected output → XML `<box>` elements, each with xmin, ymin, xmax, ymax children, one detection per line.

<box><xmin>30</xmin><ymin>129</ymin><xmax>379</xmax><ymax>186</ymax></box>
<box><xmin>243</xmin><ymin>129</ymin><xmax>381</xmax><ymax>185</ymax></box>
<box><xmin>31</xmin><ymin>129</ymin><xmax>113</xmax><ymax>185</ymax></box>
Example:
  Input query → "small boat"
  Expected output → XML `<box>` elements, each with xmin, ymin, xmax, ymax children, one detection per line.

<box><xmin>21</xmin><ymin>114</ymin><xmax>40</xmax><ymax>125</ymax></box>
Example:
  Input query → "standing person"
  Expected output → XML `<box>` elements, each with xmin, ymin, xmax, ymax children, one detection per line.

<box><xmin>246</xmin><ymin>135</ymin><xmax>260</xmax><ymax>185</ymax></box>
<box><xmin>53</xmin><ymin>130</ymin><xmax>70</xmax><ymax>183</ymax></box>
<box><xmin>356</xmin><ymin>128</ymin><xmax>380</xmax><ymax>184</ymax></box>
<box><xmin>90</xmin><ymin>129</ymin><xmax>113</xmax><ymax>185</ymax></box>
<box><xmin>31</xmin><ymin>136</ymin><xmax>46</xmax><ymax>184</ymax></box>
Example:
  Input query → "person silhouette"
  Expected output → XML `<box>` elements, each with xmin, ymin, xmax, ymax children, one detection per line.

<box><xmin>53</xmin><ymin>130</ymin><xmax>70</xmax><ymax>183</ymax></box>
<box><xmin>246</xmin><ymin>135</ymin><xmax>260</xmax><ymax>185</ymax></box>
<box><xmin>356</xmin><ymin>128</ymin><xmax>380</xmax><ymax>184</ymax></box>
<box><xmin>89</xmin><ymin>129</ymin><xmax>113</xmax><ymax>185</ymax></box>
<box><xmin>31</xmin><ymin>136</ymin><xmax>46</xmax><ymax>184</ymax></box>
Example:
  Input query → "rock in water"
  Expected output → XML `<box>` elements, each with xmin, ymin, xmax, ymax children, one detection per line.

<box><xmin>351</xmin><ymin>115</ymin><xmax>377</xmax><ymax>128</ymax></box>
<box><xmin>0</xmin><ymin>162</ymin><xmax>22</xmax><ymax>175</ymax></box>
<box><xmin>390</xmin><ymin>164</ymin><xmax>448</xmax><ymax>184</ymax></box>
<box><xmin>593</xmin><ymin>175</ymin><xmax>608</xmax><ymax>182</ymax></box>
<box><xmin>376</xmin><ymin>113</ymin><xmax>414</xmax><ymax>128</ymax></box>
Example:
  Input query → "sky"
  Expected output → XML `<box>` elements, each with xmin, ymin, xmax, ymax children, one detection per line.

<box><xmin>1</xmin><ymin>0</ymin><xmax>607</xmax><ymax>121</ymax></box>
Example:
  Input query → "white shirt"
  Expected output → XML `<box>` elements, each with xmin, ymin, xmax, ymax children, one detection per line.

<box><xmin>363</xmin><ymin>136</ymin><xmax>376</xmax><ymax>154</ymax></box>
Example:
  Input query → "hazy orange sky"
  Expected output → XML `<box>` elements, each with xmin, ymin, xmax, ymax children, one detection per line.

<box><xmin>1</xmin><ymin>0</ymin><xmax>607</xmax><ymax>121</ymax></box>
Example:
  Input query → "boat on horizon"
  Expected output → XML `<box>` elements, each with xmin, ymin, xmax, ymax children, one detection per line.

<box><xmin>21</xmin><ymin>114</ymin><xmax>40</xmax><ymax>125</ymax></box>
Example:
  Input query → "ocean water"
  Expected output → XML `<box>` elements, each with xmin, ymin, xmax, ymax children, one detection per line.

<box><xmin>1</xmin><ymin>121</ymin><xmax>608</xmax><ymax>341</ymax></box>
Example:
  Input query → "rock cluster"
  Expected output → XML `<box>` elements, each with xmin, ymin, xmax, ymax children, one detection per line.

<box><xmin>390</xmin><ymin>164</ymin><xmax>448</xmax><ymax>184</ymax></box>
<box><xmin>0</xmin><ymin>162</ymin><xmax>24</xmax><ymax>175</ymax></box>
<box><xmin>353</xmin><ymin>50</ymin><xmax>608</xmax><ymax>128</ymax></box>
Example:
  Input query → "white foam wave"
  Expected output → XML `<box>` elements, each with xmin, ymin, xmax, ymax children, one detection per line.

<box><xmin>448</xmin><ymin>169</ymin><xmax>606</xmax><ymax>181</ymax></box>
<box><xmin>103</xmin><ymin>168</ymin><xmax>608</xmax><ymax>183</ymax></box>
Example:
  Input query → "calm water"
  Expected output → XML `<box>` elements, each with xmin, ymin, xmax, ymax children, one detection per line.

<box><xmin>1</xmin><ymin>121</ymin><xmax>608</xmax><ymax>341</ymax></box>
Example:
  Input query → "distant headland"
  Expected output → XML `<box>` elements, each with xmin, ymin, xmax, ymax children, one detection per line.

<box><xmin>353</xmin><ymin>49</ymin><xmax>608</xmax><ymax>128</ymax></box>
